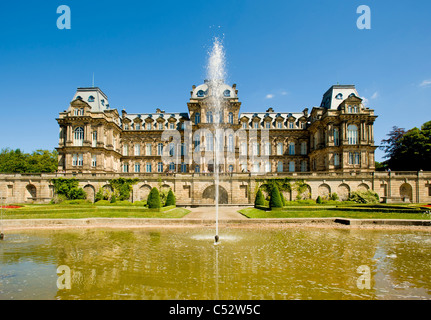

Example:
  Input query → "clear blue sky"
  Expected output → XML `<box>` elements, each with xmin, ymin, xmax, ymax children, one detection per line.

<box><xmin>1</xmin><ymin>0</ymin><xmax>430</xmax><ymax>161</ymax></box>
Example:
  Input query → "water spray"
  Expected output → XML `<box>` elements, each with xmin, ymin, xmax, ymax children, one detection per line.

<box><xmin>206</xmin><ymin>37</ymin><xmax>226</xmax><ymax>245</ymax></box>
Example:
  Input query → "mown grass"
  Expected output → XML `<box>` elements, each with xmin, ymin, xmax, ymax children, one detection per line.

<box><xmin>239</xmin><ymin>204</ymin><xmax>431</xmax><ymax>220</ymax></box>
<box><xmin>0</xmin><ymin>204</ymin><xmax>190</xmax><ymax>219</ymax></box>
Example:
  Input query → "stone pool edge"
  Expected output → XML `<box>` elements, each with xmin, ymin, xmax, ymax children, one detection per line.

<box><xmin>1</xmin><ymin>217</ymin><xmax>431</xmax><ymax>231</ymax></box>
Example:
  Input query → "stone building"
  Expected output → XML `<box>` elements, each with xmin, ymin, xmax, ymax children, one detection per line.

<box><xmin>56</xmin><ymin>82</ymin><xmax>377</xmax><ymax>175</ymax></box>
<box><xmin>1</xmin><ymin>81</ymin><xmax>430</xmax><ymax>205</ymax></box>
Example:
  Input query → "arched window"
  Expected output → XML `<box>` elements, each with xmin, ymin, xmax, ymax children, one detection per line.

<box><xmin>289</xmin><ymin>161</ymin><xmax>295</xmax><ymax>172</ymax></box>
<box><xmin>169</xmin><ymin>162</ymin><xmax>176</xmax><ymax>171</ymax></box>
<box><xmin>73</xmin><ymin>127</ymin><xmax>84</xmax><ymax>146</ymax></box>
<box><xmin>169</xmin><ymin>143</ymin><xmax>175</xmax><ymax>156</ymax></box>
<box><xmin>157</xmin><ymin>143</ymin><xmax>163</xmax><ymax>156</ymax></box>
<box><xmin>300</xmin><ymin>161</ymin><xmax>307</xmax><ymax>172</ymax></box>
<box><xmin>265</xmin><ymin>162</ymin><xmax>271</xmax><ymax>173</ymax></box>
<box><xmin>335</xmin><ymin>93</ymin><xmax>343</xmax><ymax>100</ymax></box>
<box><xmin>216</xmin><ymin>110</ymin><xmax>223</xmax><ymax>124</ymax></box>
<box><xmin>347</xmin><ymin>124</ymin><xmax>358</xmax><ymax>145</ymax></box>
<box><xmin>88</xmin><ymin>95</ymin><xmax>95</xmax><ymax>102</ymax></box>
<box><xmin>228</xmin><ymin>134</ymin><xmax>234</xmax><ymax>152</ymax></box>
<box><xmin>228</xmin><ymin>112</ymin><xmax>234</xmax><ymax>124</ymax></box>
<box><xmin>333</xmin><ymin>128</ymin><xmax>340</xmax><ymax>146</ymax></box>
<box><xmin>334</xmin><ymin>153</ymin><xmax>340</xmax><ymax>166</ymax></box>
<box><xmin>277</xmin><ymin>161</ymin><xmax>283</xmax><ymax>172</ymax></box>
<box><xmin>289</xmin><ymin>142</ymin><xmax>295</xmax><ymax>155</ymax></box>
<box><xmin>157</xmin><ymin>162</ymin><xmax>163</xmax><ymax>173</ymax></box>
<box><xmin>277</xmin><ymin>142</ymin><xmax>283</xmax><ymax>155</ymax></box>
<box><xmin>206</xmin><ymin>111</ymin><xmax>213</xmax><ymax>123</ymax></box>
<box><xmin>146</xmin><ymin>162</ymin><xmax>152</xmax><ymax>173</ymax></box>
<box><xmin>206</xmin><ymin>133</ymin><xmax>214</xmax><ymax>151</ymax></box>
<box><xmin>197</xmin><ymin>90</ymin><xmax>205</xmax><ymax>97</ymax></box>
<box><xmin>134</xmin><ymin>163</ymin><xmax>140</xmax><ymax>173</ymax></box>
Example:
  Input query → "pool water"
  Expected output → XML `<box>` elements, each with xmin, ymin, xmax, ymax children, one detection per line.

<box><xmin>1</xmin><ymin>227</ymin><xmax>430</xmax><ymax>300</ymax></box>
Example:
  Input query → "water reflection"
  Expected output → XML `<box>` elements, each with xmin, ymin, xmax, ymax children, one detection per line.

<box><xmin>0</xmin><ymin>227</ymin><xmax>430</xmax><ymax>300</ymax></box>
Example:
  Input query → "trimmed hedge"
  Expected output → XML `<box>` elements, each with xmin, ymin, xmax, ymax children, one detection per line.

<box><xmin>269</xmin><ymin>186</ymin><xmax>283</xmax><ymax>208</ymax></box>
<box><xmin>165</xmin><ymin>189</ymin><xmax>176</xmax><ymax>206</ymax></box>
<box><xmin>254</xmin><ymin>189</ymin><xmax>265</xmax><ymax>207</ymax></box>
<box><xmin>147</xmin><ymin>187</ymin><xmax>162</xmax><ymax>209</ymax></box>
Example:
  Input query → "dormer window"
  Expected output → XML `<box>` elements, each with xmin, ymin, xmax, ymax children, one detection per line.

<box><xmin>76</xmin><ymin>96</ymin><xmax>82</xmax><ymax>100</ymax></box>
<box><xmin>335</xmin><ymin>93</ymin><xmax>343</xmax><ymax>100</ymax></box>
<box><xmin>88</xmin><ymin>96</ymin><xmax>95</xmax><ymax>102</ymax></box>
<box><xmin>197</xmin><ymin>90</ymin><xmax>205</xmax><ymax>97</ymax></box>
<box><xmin>101</xmin><ymin>99</ymin><xmax>105</xmax><ymax>106</ymax></box>
<box><xmin>223</xmin><ymin>90</ymin><xmax>231</xmax><ymax>97</ymax></box>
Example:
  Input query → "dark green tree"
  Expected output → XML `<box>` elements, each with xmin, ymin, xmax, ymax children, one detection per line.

<box><xmin>254</xmin><ymin>189</ymin><xmax>265</xmax><ymax>207</ymax></box>
<box><xmin>109</xmin><ymin>178</ymin><xmax>138</xmax><ymax>201</ymax></box>
<box><xmin>380</xmin><ymin>121</ymin><xmax>431</xmax><ymax>171</ymax></box>
<box><xmin>165</xmin><ymin>189</ymin><xmax>176</xmax><ymax>206</ymax></box>
<box><xmin>0</xmin><ymin>148</ymin><xmax>57</xmax><ymax>173</ymax></box>
<box><xmin>269</xmin><ymin>185</ymin><xmax>283</xmax><ymax>208</ymax></box>
<box><xmin>147</xmin><ymin>187</ymin><xmax>161</xmax><ymax>209</ymax></box>
<box><xmin>51</xmin><ymin>178</ymin><xmax>86</xmax><ymax>200</ymax></box>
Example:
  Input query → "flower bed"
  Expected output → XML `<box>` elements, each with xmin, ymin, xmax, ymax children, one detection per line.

<box><xmin>0</xmin><ymin>205</ymin><xmax>23</xmax><ymax>209</ymax></box>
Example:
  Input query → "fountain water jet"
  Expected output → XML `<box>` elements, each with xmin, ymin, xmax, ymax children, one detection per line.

<box><xmin>206</xmin><ymin>37</ymin><xmax>227</xmax><ymax>245</ymax></box>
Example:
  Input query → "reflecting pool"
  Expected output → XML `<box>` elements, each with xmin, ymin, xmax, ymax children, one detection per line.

<box><xmin>1</xmin><ymin>227</ymin><xmax>430</xmax><ymax>300</ymax></box>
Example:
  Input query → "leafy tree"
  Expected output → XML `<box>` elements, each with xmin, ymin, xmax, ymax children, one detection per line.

<box><xmin>165</xmin><ymin>189</ymin><xmax>176</xmax><ymax>206</ymax></box>
<box><xmin>380</xmin><ymin>121</ymin><xmax>431</xmax><ymax>171</ymax></box>
<box><xmin>0</xmin><ymin>148</ymin><xmax>57</xmax><ymax>173</ymax></box>
<box><xmin>147</xmin><ymin>187</ymin><xmax>161</xmax><ymax>209</ymax></box>
<box><xmin>254</xmin><ymin>189</ymin><xmax>265</xmax><ymax>207</ymax></box>
<box><xmin>348</xmin><ymin>190</ymin><xmax>379</xmax><ymax>204</ymax></box>
<box><xmin>95</xmin><ymin>188</ymin><xmax>110</xmax><ymax>202</ymax></box>
<box><xmin>269</xmin><ymin>185</ymin><xmax>283</xmax><ymax>208</ymax></box>
<box><xmin>0</xmin><ymin>148</ymin><xmax>28</xmax><ymax>173</ymax></box>
<box><xmin>51</xmin><ymin>178</ymin><xmax>86</xmax><ymax>200</ymax></box>
<box><xmin>109</xmin><ymin>178</ymin><xmax>138</xmax><ymax>201</ymax></box>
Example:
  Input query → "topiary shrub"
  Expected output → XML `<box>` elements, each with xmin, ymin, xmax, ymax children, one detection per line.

<box><xmin>147</xmin><ymin>187</ymin><xmax>161</xmax><ymax>209</ymax></box>
<box><xmin>254</xmin><ymin>189</ymin><xmax>265</xmax><ymax>208</ymax></box>
<box><xmin>269</xmin><ymin>185</ymin><xmax>283</xmax><ymax>208</ymax></box>
<box><xmin>165</xmin><ymin>189</ymin><xmax>176</xmax><ymax>207</ymax></box>
<box><xmin>316</xmin><ymin>196</ymin><xmax>323</xmax><ymax>204</ymax></box>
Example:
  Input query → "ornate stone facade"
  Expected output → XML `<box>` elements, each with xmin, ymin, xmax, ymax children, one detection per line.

<box><xmin>1</xmin><ymin>82</ymin><xmax>429</xmax><ymax>205</ymax></box>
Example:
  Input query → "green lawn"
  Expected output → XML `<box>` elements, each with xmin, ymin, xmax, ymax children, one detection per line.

<box><xmin>239</xmin><ymin>205</ymin><xmax>431</xmax><ymax>220</ymax></box>
<box><xmin>0</xmin><ymin>204</ymin><xmax>190</xmax><ymax>219</ymax></box>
